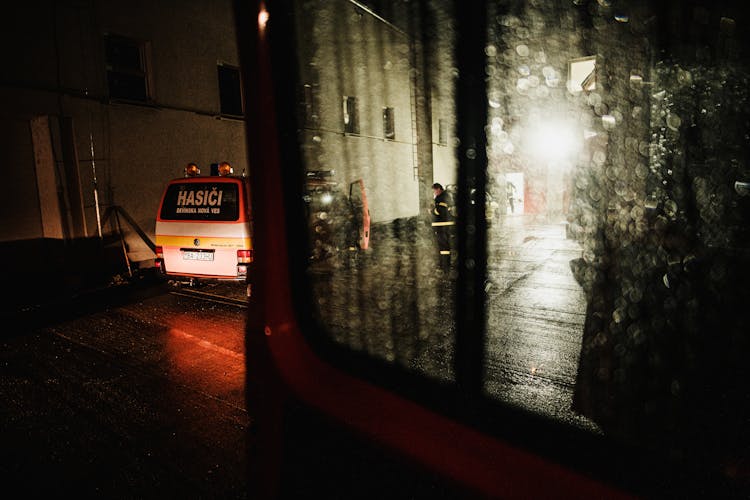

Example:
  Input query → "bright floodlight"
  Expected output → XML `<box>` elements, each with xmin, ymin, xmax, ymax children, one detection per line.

<box><xmin>258</xmin><ymin>5</ymin><xmax>269</xmax><ymax>31</ymax></box>
<box><xmin>524</xmin><ymin>120</ymin><xmax>581</xmax><ymax>162</ymax></box>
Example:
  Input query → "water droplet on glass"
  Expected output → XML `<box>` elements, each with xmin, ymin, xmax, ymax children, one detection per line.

<box><xmin>664</xmin><ymin>199</ymin><xmax>677</xmax><ymax>217</ymax></box>
<box><xmin>667</xmin><ymin>113</ymin><xmax>682</xmax><ymax>131</ymax></box>
<box><xmin>635</xmin><ymin>163</ymin><xmax>648</xmax><ymax>179</ymax></box>
<box><xmin>516</xmin><ymin>44</ymin><xmax>530</xmax><ymax>57</ymax></box>
<box><xmin>535</xmin><ymin>85</ymin><xmax>550</xmax><ymax>98</ymax></box>
<box><xmin>593</xmin><ymin>150</ymin><xmax>607</xmax><ymax>165</ymax></box>
<box><xmin>677</xmin><ymin>69</ymin><xmax>692</xmax><ymax>85</ymax></box>
<box><xmin>612</xmin><ymin>308</ymin><xmax>624</xmax><ymax>323</ymax></box>
<box><xmin>516</xmin><ymin>78</ymin><xmax>530</xmax><ymax>94</ymax></box>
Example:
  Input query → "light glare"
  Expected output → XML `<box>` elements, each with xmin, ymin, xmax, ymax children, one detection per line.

<box><xmin>524</xmin><ymin>120</ymin><xmax>582</xmax><ymax>162</ymax></box>
<box><xmin>258</xmin><ymin>6</ymin><xmax>269</xmax><ymax>31</ymax></box>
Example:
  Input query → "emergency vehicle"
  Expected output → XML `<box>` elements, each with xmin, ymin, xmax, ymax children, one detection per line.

<box><xmin>303</xmin><ymin>170</ymin><xmax>371</xmax><ymax>263</ymax></box>
<box><xmin>154</xmin><ymin>161</ymin><xmax>253</xmax><ymax>284</ymax></box>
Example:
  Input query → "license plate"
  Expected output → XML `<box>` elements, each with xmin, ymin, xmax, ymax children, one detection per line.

<box><xmin>182</xmin><ymin>251</ymin><xmax>214</xmax><ymax>261</ymax></box>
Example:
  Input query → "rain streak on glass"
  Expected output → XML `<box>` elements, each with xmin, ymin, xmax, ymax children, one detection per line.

<box><xmin>293</xmin><ymin>1</ymin><xmax>458</xmax><ymax>382</ymax></box>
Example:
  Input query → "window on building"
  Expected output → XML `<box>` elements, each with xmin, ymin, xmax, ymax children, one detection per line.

<box><xmin>343</xmin><ymin>96</ymin><xmax>359</xmax><ymax>134</ymax></box>
<box><xmin>383</xmin><ymin>107</ymin><xmax>395</xmax><ymax>140</ymax></box>
<box><xmin>438</xmin><ymin>118</ymin><xmax>448</xmax><ymax>146</ymax></box>
<box><xmin>218</xmin><ymin>64</ymin><xmax>243</xmax><ymax>117</ymax></box>
<box><xmin>301</xmin><ymin>84</ymin><xmax>315</xmax><ymax>127</ymax></box>
<box><xmin>105</xmin><ymin>35</ymin><xmax>151</xmax><ymax>102</ymax></box>
<box><xmin>568</xmin><ymin>56</ymin><xmax>596</xmax><ymax>92</ymax></box>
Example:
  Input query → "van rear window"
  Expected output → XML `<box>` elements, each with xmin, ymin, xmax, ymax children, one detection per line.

<box><xmin>159</xmin><ymin>182</ymin><xmax>240</xmax><ymax>221</ymax></box>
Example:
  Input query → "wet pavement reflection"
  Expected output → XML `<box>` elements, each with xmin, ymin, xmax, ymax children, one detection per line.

<box><xmin>486</xmin><ymin>214</ymin><xmax>599</xmax><ymax>432</ymax></box>
<box><xmin>307</xmin><ymin>211</ymin><xmax>598</xmax><ymax>433</ymax></box>
<box><xmin>0</xmin><ymin>285</ymin><xmax>248</xmax><ymax>497</ymax></box>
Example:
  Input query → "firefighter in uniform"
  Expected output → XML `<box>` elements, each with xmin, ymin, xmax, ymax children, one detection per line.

<box><xmin>431</xmin><ymin>183</ymin><xmax>453</xmax><ymax>271</ymax></box>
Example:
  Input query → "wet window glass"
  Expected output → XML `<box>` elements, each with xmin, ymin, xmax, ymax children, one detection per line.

<box><xmin>294</xmin><ymin>0</ymin><xmax>457</xmax><ymax>382</ymax></box>
<box><xmin>483</xmin><ymin>0</ymin><xmax>750</xmax><ymax>468</ymax></box>
<box><xmin>160</xmin><ymin>183</ymin><xmax>240</xmax><ymax>221</ymax></box>
<box><xmin>292</xmin><ymin>0</ymin><xmax>750</xmax><ymax>485</ymax></box>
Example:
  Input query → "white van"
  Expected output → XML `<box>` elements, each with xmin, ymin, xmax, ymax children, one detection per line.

<box><xmin>154</xmin><ymin>162</ymin><xmax>253</xmax><ymax>282</ymax></box>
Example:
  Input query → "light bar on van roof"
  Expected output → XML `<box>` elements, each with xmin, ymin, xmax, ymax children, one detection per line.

<box><xmin>185</xmin><ymin>163</ymin><xmax>201</xmax><ymax>177</ymax></box>
<box><xmin>218</xmin><ymin>162</ymin><xmax>233</xmax><ymax>176</ymax></box>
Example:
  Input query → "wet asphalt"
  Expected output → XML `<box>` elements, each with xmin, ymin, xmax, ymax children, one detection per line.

<box><xmin>0</xmin><ymin>280</ymin><xmax>250</xmax><ymax>498</ymax></box>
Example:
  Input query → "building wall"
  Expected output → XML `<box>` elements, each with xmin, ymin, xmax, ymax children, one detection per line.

<box><xmin>0</xmin><ymin>0</ymin><xmax>247</xmax><ymax>264</ymax></box>
<box><xmin>296</xmin><ymin>0</ymin><xmax>422</xmax><ymax>224</ymax></box>
<box><xmin>429</xmin><ymin>4</ymin><xmax>457</xmax><ymax>190</ymax></box>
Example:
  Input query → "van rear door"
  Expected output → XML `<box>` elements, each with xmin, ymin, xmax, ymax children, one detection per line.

<box><xmin>156</xmin><ymin>178</ymin><xmax>252</xmax><ymax>279</ymax></box>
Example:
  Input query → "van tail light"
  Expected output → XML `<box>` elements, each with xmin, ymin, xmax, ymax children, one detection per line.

<box><xmin>155</xmin><ymin>245</ymin><xmax>165</xmax><ymax>274</ymax></box>
<box><xmin>237</xmin><ymin>249</ymin><xmax>253</xmax><ymax>278</ymax></box>
<box><xmin>237</xmin><ymin>249</ymin><xmax>253</xmax><ymax>263</ymax></box>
